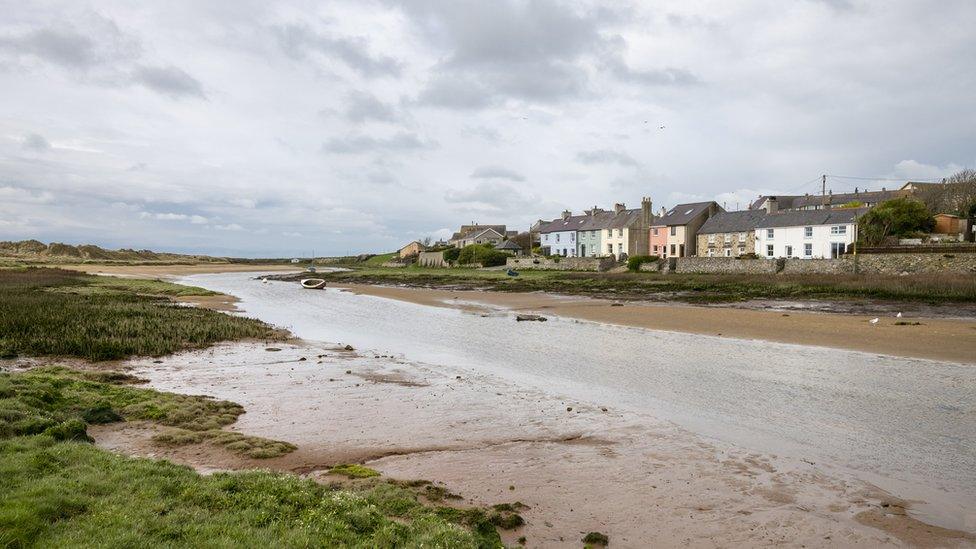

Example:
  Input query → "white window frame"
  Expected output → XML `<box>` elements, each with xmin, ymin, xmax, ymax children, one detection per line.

<box><xmin>738</xmin><ymin>232</ymin><xmax>746</xmax><ymax>242</ymax></box>
<box><xmin>804</xmin><ymin>226</ymin><xmax>813</xmax><ymax>238</ymax></box>
<box><xmin>708</xmin><ymin>234</ymin><xmax>715</xmax><ymax>243</ymax></box>
<box><xmin>766</xmin><ymin>244</ymin><xmax>774</xmax><ymax>257</ymax></box>
<box><xmin>830</xmin><ymin>225</ymin><xmax>847</xmax><ymax>235</ymax></box>
<box><xmin>766</xmin><ymin>228</ymin><xmax>775</xmax><ymax>239</ymax></box>
<box><xmin>804</xmin><ymin>243</ymin><xmax>812</xmax><ymax>257</ymax></box>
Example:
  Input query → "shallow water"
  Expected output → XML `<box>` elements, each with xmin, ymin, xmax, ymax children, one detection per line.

<box><xmin>185</xmin><ymin>272</ymin><xmax>976</xmax><ymax>532</ymax></box>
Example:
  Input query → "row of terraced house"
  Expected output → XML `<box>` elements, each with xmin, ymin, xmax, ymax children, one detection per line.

<box><xmin>529</xmin><ymin>183</ymin><xmax>966</xmax><ymax>261</ymax></box>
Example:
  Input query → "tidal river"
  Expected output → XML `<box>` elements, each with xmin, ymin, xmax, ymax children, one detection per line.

<box><xmin>183</xmin><ymin>272</ymin><xmax>976</xmax><ymax>532</ymax></box>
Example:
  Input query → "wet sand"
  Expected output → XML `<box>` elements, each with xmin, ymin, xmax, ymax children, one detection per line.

<box><xmin>90</xmin><ymin>342</ymin><xmax>975</xmax><ymax>548</ymax></box>
<box><xmin>338</xmin><ymin>284</ymin><xmax>976</xmax><ymax>365</ymax></box>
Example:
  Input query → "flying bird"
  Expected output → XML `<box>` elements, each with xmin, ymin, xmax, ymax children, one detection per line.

<box><xmin>659</xmin><ymin>125</ymin><xmax>666</xmax><ymax>130</ymax></box>
<box><xmin>869</xmin><ymin>318</ymin><xmax>879</xmax><ymax>325</ymax></box>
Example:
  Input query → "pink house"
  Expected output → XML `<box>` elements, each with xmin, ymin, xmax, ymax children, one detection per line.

<box><xmin>649</xmin><ymin>223</ymin><xmax>668</xmax><ymax>257</ymax></box>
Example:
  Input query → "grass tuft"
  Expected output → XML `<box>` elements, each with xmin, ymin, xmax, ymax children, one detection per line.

<box><xmin>329</xmin><ymin>464</ymin><xmax>381</xmax><ymax>479</ymax></box>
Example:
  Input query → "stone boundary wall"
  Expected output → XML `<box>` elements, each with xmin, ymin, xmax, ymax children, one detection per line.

<box><xmin>506</xmin><ymin>256</ymin><xmax>614</xmax><ymax>271</ymax></box>
<box><xmin>780</xmin><ymin>259</ymin><xmax>849</xmax><ymax>275</ymax></box>
<box><xmin>417</xmin><ymin>250</ymin><xmax>448</xmax><ymax>268</ymax></box>
<box><xmin>672</xmin><ymin>257</ymin><xmax>779</xmax><ymax>274</ymax></box>
<box><xmin>854</xmin><ymin>253</ymin><xmax>976</xmax><ymax>275</ymax></box>
<box><xmin>665</xmin><ymin>253</ymin><xmax>976</xmax><ymax>275</ymax></box>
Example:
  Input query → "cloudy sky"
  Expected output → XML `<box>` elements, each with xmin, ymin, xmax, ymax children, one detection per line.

<box><xmin>1</xmin><ymin>0</ymin><xmax>974</xmax><ymax>256</ymax></box>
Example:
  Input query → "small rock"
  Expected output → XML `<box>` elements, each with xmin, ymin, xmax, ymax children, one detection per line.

<box><xmin>265</xmin><ymin>347</ymin><xmax>282</xmax><ymax>352</ymax></box>
<box><xmin>152</xmin><ymin>360</ymin><xmax>163</xmax><ymax>364</ymax></box>
<box><xmin>344</xmin><ymin>345</ymin><xmax>354</xmax><ymax>351</ymax></box>
<box><xmin>611</xmin><ymin>302</ymin><xmax>624</xmax><ymax>307</ymax></box>
<box><xmin>601</xmin><ymin>407</ymin><xmax>608</xmax><ymax>412</ymax></box>
<box><xmin>298</xmin><ymin>357</ymin><xmax>307</xmax><ymax>361</ymax></box>
<box><xmin>345</xmin><ymin>370</ymin><xmax>352</xmax><ymax>374</ymax></box>
<box><xmin>456</xmin><ymin>375</ymin><xmax>461</xmax><ymax>380</ymax></box>
<box><xmin>566</xmin><ymin>406</ymin><xmax>573</xmax><ymax>412</ymax></box>
<box><xmin>516</xmin><ymin>314</ymin><xmax>547</xmax><ymax>322</ymax></box>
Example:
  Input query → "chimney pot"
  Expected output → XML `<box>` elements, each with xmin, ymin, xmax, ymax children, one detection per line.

<box><xmin>561</xmin><ymin>209</ymin><xmax>572</xmax><ymax>220</ymax></box>
<box><xmin>614</xmin><ymin>203</ymin><xmax>626</xmax><ymax>214</ymax></box>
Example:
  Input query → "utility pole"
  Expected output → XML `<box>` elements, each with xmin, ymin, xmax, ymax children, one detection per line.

<box><xmin>821</xmin><ymin>174</ymin><xmax>827</xmax><ymax>208</ymax></box>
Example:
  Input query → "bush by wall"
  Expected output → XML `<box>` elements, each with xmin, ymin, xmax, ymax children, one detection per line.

<box><xmin>627</xmin><ymin>255</ymin><xmax>659</xmax><ymax>272</ymax></box>
<box><xmin>457</xmin><ymin>244</ymin><xmax>508</xmax><ymax>267</ymax></box>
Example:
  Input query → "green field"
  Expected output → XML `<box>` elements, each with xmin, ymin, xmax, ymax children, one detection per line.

<box><xmin>0</xmin><ymin>268</ymin><xmax>282</xmax><ymax>360</ymax></box>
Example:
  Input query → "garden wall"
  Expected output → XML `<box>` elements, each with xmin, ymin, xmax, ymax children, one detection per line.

<box><xmin>417</xmin><ymin>251</ymin><xmax>448</xmax><ymax>268</ymax></box>
<box><xmin>672</xmin><ymin>257</ymin><xmax>780</xmax><ymax>274</ymax></box>
<box><xmin>506</xmin><ymin>256</ymin><xmax>614</xmax><ymax>271</ymax></box>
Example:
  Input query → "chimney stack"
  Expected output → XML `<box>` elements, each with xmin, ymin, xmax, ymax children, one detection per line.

<box><xmin>765</xmin><ymin>196</ymin><xmax>778</xmax><ymax>213</ymax></box>
<box><xmin>614</xmin><ymin>203</ymin><xmax>626</xmax><ymax>214</ymax></box>
<box><xmin>561</xmin><ymin>209</ymin><xmax>572</xmax><ymax>220</ymax></box>
<box><xmin>641</xmin><ymin>197</ymin><xmax>652</xmax><ymax>227</ymax></box>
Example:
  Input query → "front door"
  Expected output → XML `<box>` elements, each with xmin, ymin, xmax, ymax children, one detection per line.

<box><xmin>830</xmin><ymin>242</ymin><xmax>846</xmax><ymax>258</ymax></box>
<box><xmin>580</xmin><ymin>244</ymin><xmax>586</xmax><ymax>257</ymax></box>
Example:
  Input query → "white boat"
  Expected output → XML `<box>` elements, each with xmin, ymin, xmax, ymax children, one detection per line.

<box><xmin>300</xmin><ymin>278</ymin><xmax>326</xmax><ymax>290</ymax></box>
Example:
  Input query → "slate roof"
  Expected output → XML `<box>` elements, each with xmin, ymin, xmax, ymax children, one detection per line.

<box><xmin>789</xmin><ymin>189</ymin><xmax>908</xmax><ymax>209</ymax></box>
<box><xmin>756</xmin><ymin>208</ymin><xmax>868</xmax><ymax>228</ymax></box>
<box><xmin>495</xmin><ymin>239</ymin><xmax>522</xmax><ymax>250</ymax></box>
<box><xmin>750</xmin><ymin>195</ymin><xmax>800</xmax><ymax>211</ymax></box>
<box><xmin>464</xmin><ymin>227</ymin><xmax>505</xmax><ymax>240</ymax></box>
<box><xmin>698</xmin><ymin>210</ymin><xmax>768</xmax><ymax>234</ymax></box>
<box><xmin>538</xmin><ymin>209</ymin><xmax>655</xmax><ymax>233</ymax></box>
<box><xmin>537</xmin><ymin>214</ymin><xmax>590</xmax><ymax>234</ymax></box>
<box><xmin>656</xmin><ymin>202</ymin><xmax>719</xmax><ymax>226</ymax></box>
<box><xmin>451</xmin><ymin>224</ymin><xmax>507</xmax><ymax>240</ymax></box>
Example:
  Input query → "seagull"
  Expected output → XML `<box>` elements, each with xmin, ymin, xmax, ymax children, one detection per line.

<box><xmin>869</xmin><ymin>318</ymin><xmax>880</xmax><ymax>325</ymax></box>
<box><xmin>659</xmin><ymin>125</ymin><xmax>666</xmax><ymax>130</ymax></box>
<box><xmin>896</xmin><ymin>312</ymin><xmax>902</xmax><ymax>318</ymax></box>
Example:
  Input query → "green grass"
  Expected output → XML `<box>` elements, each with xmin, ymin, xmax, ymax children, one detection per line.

<box><xmin>362</xmin><ymin>252</ymin><xmax>397</xmax><ymax>266</ymax></box>
<box><xmin>0</xmin><ymin>268</ymin><xmax>282</xmax><ymax>360</ymax></box>
<box><xmin>313</xmin><ymin>265</ymin><xmax>976</xmax><ymax>304</ymax></box>
<box><xmin>0</xmin><ymin>436</ymin><xmax>504</xmax><ymax>548</ymax></box>
<box><xmin>0</xmin><ymin>367</ymin><xmax>294</xmax><ymax>459</ymax></box>
<box><xmin>330</xmin><ymin>464</ymin><xmax>382</xmax><ymax>478</ymax></box>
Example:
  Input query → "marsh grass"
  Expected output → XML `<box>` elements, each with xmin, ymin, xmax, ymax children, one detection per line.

<box><xmin>0</xmin><ymin>367</ymin><xmax>294</xmax><ymax>458</ymax></box>
<box><xmin>329</xmin><ymin>463</ymin><xmax>382</xmax><ymax>478</ymax></box>
<box><xmin>0</xmin><ymin>267</ymin><xmax>281</xmax><ymax>360</ymax></box>
<box><xmin>317</xmin><ymin>266</ymin><xmax>976</xmax><ymax>303</ymax></box>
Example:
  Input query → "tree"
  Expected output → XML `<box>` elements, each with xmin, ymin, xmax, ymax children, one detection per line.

<box><xmin>858</xmin><ymin>197</ymin><xmax>935</xmax><ymax>246</ymax></box>
<box><xmin>457</xmin><ymin>244</ymin><xmax>508</xmax><ymax>267</ymax></box>
<box><xmin>421</xmin><ymin>236</ymin><xmax>432</xmax><ymax>246</ymax></box>
<box><xmin>914</xmin><ymin>169</ymin><xmax>976</xmax><ymax>216</ymax></box>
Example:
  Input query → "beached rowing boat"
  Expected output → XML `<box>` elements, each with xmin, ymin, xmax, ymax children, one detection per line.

<box><xmin>300</xmin><ymin>278</ymin><xmax>326</xmax><ymax>289</ymax></box>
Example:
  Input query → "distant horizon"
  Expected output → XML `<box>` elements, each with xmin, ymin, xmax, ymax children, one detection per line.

<box><xmin>3</xmin><ymin>1</ymin><xmax>974</xmax><ymax>256</ymax></box>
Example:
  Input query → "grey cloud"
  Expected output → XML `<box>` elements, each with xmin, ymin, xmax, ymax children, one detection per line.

<box><xmin>0</xmin><ymin>27</ymin><xmax>97</xmax><ymax>67</ymax></box>
<box><xmin>273</xmin><ymin>24</ymin><xmax>401</xmax><ymax>77</ymax></box>
<box><xmin>609</xmin><ymin>62</ymin><xmax>702</xmax><ymax>86</ymax></box>
<box><xmin>132</xmin><ymin>65</ymin><xmax>205</xmax><ymax>99</ymax></box>
<box><xmin>470</xmin><ymin>166</ymin><xmax>525</xmax><ymax>182</ymax></box>
<box><xmin>322</xmin><ymin>131</ymin><xmax>435</xmax><ymax>154</ymax></box>
<box><xmin>344</xmin><ymin>90</ymin><xmax>400</xmax><ymax>122</ymax></box>
<box><xmin>576</xmin><ymin>149</ymin><xmax>639</xmax><ymax>167</ymax></box>
<box><xmin>443</xmin><ymin>181</ymin><xmax>531</xmax><ymax>210</ymax></box>
<box><xmin>22</xmin><ymin>133</ymin><xmax>51</xmax><ymax>152</ymax></box>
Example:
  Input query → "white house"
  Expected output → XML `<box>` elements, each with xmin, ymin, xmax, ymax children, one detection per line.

<box><xmin>538</xmin><ymin>210</ymin><xmax>586</xmax><ymax>257</ymax></box>
<box><xmin>754</xmin><ymin>209</ymin><xmax>864</xmax><ymax>259</ymax></box>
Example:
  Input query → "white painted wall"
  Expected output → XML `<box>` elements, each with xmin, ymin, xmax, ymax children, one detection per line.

<box><xmin>754</xmin><ymin>223</ymin><xmax>855</xmax><ymax>259</ymax></box>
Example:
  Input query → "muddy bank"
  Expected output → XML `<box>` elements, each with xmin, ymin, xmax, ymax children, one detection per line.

<box><xmin>336</xmin><ymin>283</ymin><xmax>976</xmax><ymax>365</ymax></box>
<box><xmin>58</xmin><ymin>263</ymin><xmax>302</xmax><ymax>279</ymax></box>
<box><xmin>95</xmin><ymin>341</ymin><xmax>974</xmax><ymax>548</ymax></box>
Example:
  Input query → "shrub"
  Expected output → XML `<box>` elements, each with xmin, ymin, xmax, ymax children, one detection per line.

<box><xmin>627</xmin><ymin>255</ymin><xmax>659</xmax><ymax>272</ymax></box>
<box><xmin>858</xmin><ymin>197</ymin><xmax>935</xmax><ymax>246</ymax></box>
<box><xmin>442</xmin><ymin>247</ymin><xmax>461</xmax><ymax>262</ymax></box>
<box><xmin>457</xmin><ymin>245</ymin><xmax>508</xmax><ymax>267</ymax></box>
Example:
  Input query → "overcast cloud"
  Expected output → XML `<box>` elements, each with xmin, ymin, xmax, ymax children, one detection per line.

<box><xmin>1</xmin><ymin>0</ymin><xmax>974</xmax><ymax>256</ymax></box>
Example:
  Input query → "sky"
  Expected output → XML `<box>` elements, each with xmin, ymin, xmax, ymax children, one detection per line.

<box><xmin>1</xmin><ymin>0</ymin><xmax>974</xmax><ymax>257</ymax></box>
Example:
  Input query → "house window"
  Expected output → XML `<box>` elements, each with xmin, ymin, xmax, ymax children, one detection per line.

<box><xmin>670</xmin><ymin>244</ymin><xmax>676</xmax><ymax>256</ymax></box>
<box><xmin>544</xmin><ymin>234</ymin><xmax>549</xmax><ymax>242</ymax></box>
<box><xmin>708</xmin><ymin>234</ymin><xmax>715</xmax><ymax>243</ymax></box>
<box><xmin>724</xmin><ymin>233</ymin><xmax>732</xmax><ymax>242</ymax></box>
<box><xmin>804</xmin><ymin>226</ymin><xmax>813</xmax><ymax>238</ymax></box>
<box><xmin>670</xmin><ymin>226</ymin><xmax>676</xmax><ymax>236</ymax></box>
<box><xmin>652</xmin><ymin>245</ymin><xmax>658</xmax><ymax>253</ymax></box>
<box><xmin>830</xmin><ymin>225</ymin><xmax>847</xmax><ymax>235</ymax></box>
<box><xmin>607</xmin><ymin>244</ymin><xmax>613</xmax><ymax>254</ymax></box>
<box><xmin>804</xmin><ymin>243</ymin><xmax>812</xmax><ymax>257</ymax></box>
<box><xmin>617</xmin><ymin>228</ymin><xmax>623</xmax><ymax>237</ymax></box>
<box><xmin>724</xmin><ymin>249</ymin><xmax>732</xmax><ymax>257</ymax></box>
<box><xmin>606</xmin><ymin>230</ymin><xmax>611</xmax><ymax>238</ymax></box>
<box><xmin>617</xmin><ymin>243</ymin><xmax>623</xmax><ymax>254</ymax></box>
<box><xmin>652</xmin><ymin>228</ymin><xmax>658</xmax><ymax>236</ymax></box>
<box><xmin>556</xmin><ymin>234</ymin><xmax>560</xmax><ymax>242</ymax></box>
<box><xmin>738</xmin><ymin>246</ymin><xmax>745</xmax><ymax>254</ymax></box>
<box><xmin>707</xmin><ymin>250</ymin><xmax>714</xmax><ymax>257</ymax></box>
<box><xmin>570</xmin><ymin>233</ymin><xmax>575</xmax><ymax>242</ymax></box>
<box><xmin>831</xmin><ymin>242</ymin><xmax>846</xmax><ymax>258</ymax></box>
<box><xmin>785</xmin><ymin>245</ymin><xmax>793</xmax><ymax>257</ymax></box>
<box><xmin>739</xmin><ymin>232</ymin><xmax>746</xmax><ymax>242</ymax></box>
<box><xmin>766</xmin><ymin>229</ymin><xmax>774</xmax><ymax>239</ymax></box>
<box><xmin>766</xmin><ymin>244</ymin><xmax>774</xmax><ymax>257</ymax></box>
